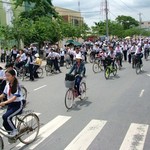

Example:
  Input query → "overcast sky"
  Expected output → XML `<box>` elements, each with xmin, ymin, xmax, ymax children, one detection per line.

<box><xmin>52</xmin><ymin>0</ymin><xmax>150</xmax><ymax>27</ymax></box>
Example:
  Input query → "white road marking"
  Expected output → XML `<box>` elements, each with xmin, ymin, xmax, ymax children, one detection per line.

<box><xmin>147</xmin><ymin>74</ymin><xmax>150</xmax><ymax>77</ymax></box>
<box><xmin>139</xmin><ymin>89</ymin><xmax>145</xmax><ymax>97</ymax></box>
<box><xmin>33</xmin><ymin>85</ymin><xmax>47</xmax><ymax>91</ymax></box>
<box><xmin>16</xmin><ymin>115</ymin><xmax>71</xmax><ymax>149</ymax></box>
<box><xmin>119</xmin><ymin>123</ymin><xmax>149</xmax><ymax>150</ymax></box>
<box><xmin>65</xmin><ymin>119</ymin><xmax>107</xmax><ymax>150</ymax></box>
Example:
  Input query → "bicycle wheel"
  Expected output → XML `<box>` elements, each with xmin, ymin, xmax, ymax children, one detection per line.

<box><xmin>104</xmin><ymin>67</ymin><xmax>110</xmax><ymax>80</ymax></box>
<box><xmin>113</xmin><ymin>64</ymin><xmax>117</xmax><ymax>76</ymax></box>
<box><xmin>20</xmin><ymin>86</ymin><xmax>27</xmax><ymax>100</ymax></box>
<box><xmin>80</xmin><ymin>82</ymin><xmax>86</xmax><ymax>100</ymax></box>
<box><xmin>18</xmin><ymin>113</ymin><xmax>40</xmax><ymax>144</ymax></box>
<box><xmin>65</xmin><ymin>89</ymin><xmax>74</xmax><ymax>109</ymax></box>
<box><xmin>45</xmin><ymin>65</ymin><xmax>51</xmax><ymax>74</ymax></box>
<box><xmin>92</xmin><ymin>63</ymin><xmax>101</xmax><ymax>73</ymax></box>
<box><xmin>136</xmin><ymin>63</ymin><xmax>141</xmax><ymax>75</ymax></box>
<box><xmin>66</xmin><ymin>62</ymin><xmax>72</xmax><ymax>69</ymax></box>
<box><xmin>21</xmin><ymin>68</ymin><xmax>26</xmax><ymax>81</ymax></box>
<box><xmin>37</xmin><ymin>67</ymin><xmax>43</xmax><ymax>78</ymax></box>
<box><xmin>0</xmin><ymin>136</ymin><xmax>4</xmax><ymax>150</ymax></box>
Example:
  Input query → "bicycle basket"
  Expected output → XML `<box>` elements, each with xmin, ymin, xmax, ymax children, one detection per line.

<box><xmin>65</xmin><ymin>74</ymin><xmax>75</xmax><ymax>81</ymax></box>
<box><xmin>65</xmin><ymin>80</ymin><xmax>75</xmax><ymax>88</ymax></box>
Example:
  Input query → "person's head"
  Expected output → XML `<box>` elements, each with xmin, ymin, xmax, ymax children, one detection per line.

<box><xmin>75</xmin><ymin>47</ymin><xmax>80</xmax><ymax>54</ymax></box>
<box><xmin>5</xmin><ymin>69</ymin><xmax>18</xmax><ymax>94</ymax></box>
<box><xmin>20</xmin><ymin>49</ymin><xmax>24</xmax><ymax>54</ymax></box>
<box><xmin>5</xmin><ymin>63</ymin><xmax>14</xmax><ymax>70</ymax></box>
<box><xmin>14</xmin><ymin>45</ymin><xmax>17</xmax><ymax>50</ymax></box>
<box><xmin>109</xmin><ymin>46</ymin><xmax>113</xmax><ymax>51</ymax></box>
<box><xmin>76</xmin><ymin>54</ymin><xmax>82</xmax><ymax>63</ymax></box>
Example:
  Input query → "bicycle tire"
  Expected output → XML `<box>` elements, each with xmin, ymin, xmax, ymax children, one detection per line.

<box><xmin>104</xmin><ymin>67</ymin><xmax>110</xmax><ymax>80</ymax></box>
<box><xmin>113</xmin><ymin>64</ymin><xmax>117</xmax><ymax>76</ymax></box>
<box><xmin>0</xmin><ymin>136</ymin><xmax>4</xmax><ymax>150</ymax></box>
<box><xmin>80</xmin><ymin>82</ymin><xmax>86</xmax><ymax>100</ymax></box>
<box><xmin>21</xmin><ymin>68</ymin><xmax>26</xmax><ymax>81</ymax></box>
<box><xmin>92</xmin><ymin>63</ymin><xmax>101</xmax><ymax>73</ymax></box>
<box><xmin>45</xmin><ymin>65</ymin><xmax>51</xmax><ymax>72</ymax></box>
<box><xmin>65</xmin><ymin>89</ymin><xmax>74</xmax><ymax>109</ymax></box>
<box><xmin>18</xmin><ymin>113</ymin><xmax>40</xmax><ymax>144</ymax></box>
<box><xmin>20</xmin><ymin>86</ymin><xmax>27</xmax><ymax>100</ymax></box>
<box><xmin>37</xmin><ymin>67</ymin><xmax>43</xmax><ymax>78</ymax></box>
<box><xmin>136</xmin><ymin>63</ymin><xmax>141</xmax><ymax>75</ymax></box>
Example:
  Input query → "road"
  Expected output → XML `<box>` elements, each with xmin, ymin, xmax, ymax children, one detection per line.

<box><xmin>1</xmin><ymin>59</ymin><xmax>150</xmax><ymax>150</ymax></box>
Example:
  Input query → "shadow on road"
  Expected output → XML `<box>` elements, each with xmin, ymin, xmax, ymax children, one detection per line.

<box><xmin>67</xmin><ymin>97</ymin><xmax>92</xmax><ymax>112</ymax></box>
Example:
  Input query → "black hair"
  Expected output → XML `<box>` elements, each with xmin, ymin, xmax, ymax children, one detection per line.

<box><xmin>5</xmin><ymin>63</ymin><xmax>14</xmax><ymax>68</ymax></box>
<box><xmin>6</xmin><ymin>69</ymin><xmax>18</xmax><ymax>94</ymax></box>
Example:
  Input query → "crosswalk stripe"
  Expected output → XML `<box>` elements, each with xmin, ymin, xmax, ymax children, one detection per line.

<box><xmin>16</xmin><ymin>115</ymin><xmax>71</xmax><ymax>149</ymax></box>
<box><xmin>119</xmin><ymin>123</ymin><xmax>149</xmax><ymax>150</ymax></box>
<box><xmin>65</xmin><ymin>119</ymin><xmax>107</xmax><ymax>150</ymax></box>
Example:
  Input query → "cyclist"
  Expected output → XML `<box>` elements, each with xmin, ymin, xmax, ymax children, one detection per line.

<box><xmin>143</xmin><ymin>40</ymin><xmax>149</xmax><ymax>59</ymax></box>
<box><xmin>25</xmin><ymin>52</ymin><xmax>34</xmax><ymax>81</ymax></box>
<box><xmin>106</xmin><ymin>45</ymin><xmax>115</xmax><ymax>68</ymax></box>
<box><xmin>0</xmin><ymin>69</ymin><xmax>24</xmax><ymax>137</ymax></box>
<box><xmin>68</xmin><ymin>54</ymin><xmax>85</xmax><ymax>98</ymax></box>
<box><xmin>34</xmin><ymin>53</ymin><xmax>42</xmax><ymax>78</ymax></box>
<box><xmin>128</xmin><ymin>42</ymin><xmax>137</xmax><ymax>63</ymax></box>
<box><xmin>135</xmin><ymin>45</ymin><xmax>143</xmax><ymax>66</ymax></box>
<box><xmin>114</xmin><ymin>43</ymin><xmax>123</xmax><ymax>67</ymax></box>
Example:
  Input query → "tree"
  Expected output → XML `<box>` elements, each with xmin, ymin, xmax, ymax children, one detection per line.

<box><xmin>116</xmin><ymin>15</ymin><xmax>139</xmax><ymax>30</ymax></box>
<box><xmin>14</xmin><ymin>0</ymin><xmax>58</xmax><ymax>20</ymax></box>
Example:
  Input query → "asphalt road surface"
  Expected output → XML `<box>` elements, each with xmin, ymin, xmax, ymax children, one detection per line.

<box><xmin>1</xmin><ymin>59</ymin><xmax>150</xmax><ymax>150</ymax></box>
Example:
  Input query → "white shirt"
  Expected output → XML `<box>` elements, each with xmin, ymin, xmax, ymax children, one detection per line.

<box><xmin>3</xmin><ymin>83</ymin><xmax>23</xmax><ymax>102</ymax></box>
<box><xmin>115</xmin><ymin>46</ymin><xmax>122</xmax><ymax>54</ymax></box>
<box><xmin>0</xmin><ymin>70</ymin><xmax>5</xmax><ymax>78</ymax></box>
<box><xmin>20</xmin><ymin>53</ymin><xmax>27</xmax><ymax>61</ymax></box>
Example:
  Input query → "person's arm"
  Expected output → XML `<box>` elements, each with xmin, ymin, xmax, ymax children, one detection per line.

<box><xmin>0</xmin><ymin>94</ymin><xmax>5</xmax><ymax>101</ymax></box>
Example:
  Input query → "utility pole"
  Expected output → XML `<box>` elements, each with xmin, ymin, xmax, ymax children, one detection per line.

<box><xmin>138</xmin><ymin>12</ymin><xmax>142</xmax><ymax>29</ymax></box>
<box><xmin>78</xmin><ymin>1</ymin><xmax>80</xmax><ymax>12</ymax></box>
<box><xmin>105</xmin><ymin>0</ymin><xmax>109</xmax><ymax>39</ymax></box>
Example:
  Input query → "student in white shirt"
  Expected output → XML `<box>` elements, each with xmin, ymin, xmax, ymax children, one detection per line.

<box><xmin>0</xmin><ymin>69</ymin><xmax>24</xmax><ymax>137</ymax></box>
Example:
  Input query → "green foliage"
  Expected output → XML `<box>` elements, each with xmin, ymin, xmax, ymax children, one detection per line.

<box><xmin>116</xmin><ymin>15</ymin><xmax>139</xmax><ymax>30</ymax></box>
<box><xmin>92</xmin><ymin>15</ymin><xmax>150</xmax><ymax>38</ymax></box>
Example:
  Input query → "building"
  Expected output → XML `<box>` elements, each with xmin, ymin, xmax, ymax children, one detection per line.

<box><xmin>55</xmin><ymin>6</ymin><xmax>84</xmax><ymax>26</ymax></box>
<box><xmin>0</xmin><ymin>0</ymin><xmax>25</xmax><ymax>26</ymax></box>
<box><xmin>141</xmin><ymin>21</ymin><xmax>150</xmax><ymax>31</ymax></box>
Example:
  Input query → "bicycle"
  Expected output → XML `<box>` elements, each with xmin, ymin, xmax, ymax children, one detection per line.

<box><xmin>22</xmin><ymin>65</ymin><xmax>43</xmax><ymax>81</ymax></box>
<box><xmin>20</xmin><ymin>85</ymin><xmax>28</xmax><ymax>100</ymax></box>
<box><xmin>92</xmin><ymin>57</ymin><xmax>103</xmax><ymax>73</ymax></box>
<box><xmin>144</xmin><ymin>48</ymin><xmax>149</xmax><ymax>61</ymax></box>
<box><xmin>104</xmin><ymin>61</ymin><xmax>117</xmax><ymax>80</ymax></box>
<box><xmin>45</xmin><ymin>59</ymin><xmax>55</xmax><ymax>76</ymax></box>
<box><xmin>0</xmin><ymin>110</ymin><xmax>40</xmax><ymax>150</ymax></box>
<box><xmin>115</xmin><ymin>53</ymin><xmax>122</xmax><ymax>70</ymax></box>
<box><xmin>134</xmin><ymin>55</ymin><xmax>143</xmax><ymax>75</ymax></box>
<box><xmin>65</xmin><ymin>59</ymin><xmax>72</xmax><ymax>69</ymax></box>
<box><xmin>64</xmin><ymin>74</ymin><xmax>86</xmax><ymax>109</ymax></box>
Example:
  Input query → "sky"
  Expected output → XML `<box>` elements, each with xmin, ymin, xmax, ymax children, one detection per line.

<box><xmin>52</xmin><ymin>0</ymin><xmax>150</xmax><ymax>27</ymax></box>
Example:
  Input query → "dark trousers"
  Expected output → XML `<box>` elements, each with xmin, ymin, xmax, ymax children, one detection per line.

<box><xmin>75</xmin><ymin>76</ymin><xmax>82</xmax><ymax>96</ymax></box>
<box><xmin>29</xmin><ymin>64</ymin><xmax>34</xmax><ymax>80</ymax></box>
<box><xmin>60</xmin><ymin>56</ymin><xmax>64</xmax><ymax>67</ymax></box>
<box><xmin>54</xmin><ymin>59</ymin><xmax>61</xmax><ymax>72</ymax></box>
<box><xmin>1</xmin><ymin>54</ymin><xmax>5</xmax><ymax>62</ymax></box>
<box><xmin>34</xmin><ymin>65</ymin><xmax>39</xmax><ymax>78</ymax></box>
<box><xmin>2</xmin><ymin>101</ymin><xmax>23</xmax><ymax>132</ymax></box>
<box><xmin>123</xmin><ymin>50</ymin><xmax>127</xmax><ymax>61</ymax></box>
<box><xmin>128</xmin><ymin>52</ymin><xmax>135</xmax><ymax>63</ymax></box>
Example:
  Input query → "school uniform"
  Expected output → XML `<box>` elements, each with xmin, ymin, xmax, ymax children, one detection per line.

<box><xmin>2</xmin><ymin>83</ymin><xmax>23</xmax><ymax>132</ymax></box>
